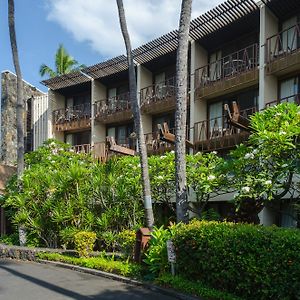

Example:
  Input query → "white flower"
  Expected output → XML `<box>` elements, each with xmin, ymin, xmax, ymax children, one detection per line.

<box><xmin>208</xmin><ymin>175</ymin><xmax>216</xmax><ymax>181</ymax></box>
<box><xmin>51</xmin><ymin>160</ymin><xmax>55</xmax><ymax>163</ymax></box>
<box><xmin>264</xmin><ymin>180</ymin><xmax>272</xmax><ymax>185</ymax></box>
<box><xmin>157</xmin><ymin>175</ymin><xmax>164</xmax><ymax>180</ymax></box>
<box><xmin>279</xmin><ymin>131</ymin><xmax>286</xmax><ymax>135</ymax></box>
<box><xmin>244</xmin><ymin>153</ymin><xmax>254</xmax><ymax>159</ymax></box>
<box><xmin>137</xmin><ymin>163</ymin><xmax>141</xmax><ymax>168</ymax></box>
<box><xmin>241</xmin><ymin>186</ymin><xmax>250</xmax><ymax>193</ymax></box>
<box><xmin>69</xmin><ymin>149</ymin><xmax>75</xmax><ymax>153</ymax></box>
<box><xmin>170</xmin><ymin>150</ymin><xmax>175</xmax><ymax>154</ymax></box>
<box><xmin>212</xmin><ymin>151</ymin><xmax>217</xmax><ymax>155</ymax></box>
<box><xmin>160</xmin><ymin>156</ymin><xmax>166</xmax><ymax>159</ymax></box>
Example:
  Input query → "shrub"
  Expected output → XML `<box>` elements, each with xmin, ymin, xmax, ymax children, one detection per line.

<box><xmin>173</xmin><ymin>220</ymin><xmax>300</xmax><ymax>300</ymax></box>
<box><xmin>74</xmin><ymin>231</ymin><xmax>96</xmax><ymax>257</ymax></box>
<box><xmin>116</xmin><ymin>229</ymin><xmax>136</xmax><ymax>258</ymax></box>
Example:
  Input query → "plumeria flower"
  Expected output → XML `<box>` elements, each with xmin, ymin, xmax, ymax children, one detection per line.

<box><xmin>241</xmin><ymin>186</ymin><xmax>250</xmax><ymax>193</ymax></box>
<box><xmin>208</xmin><ymin>175</ymin><xmax>216</xmax><ymax>181</ymax></box>
<box><xmin>244</xmin><ymin>153</ymin><xmax>254</xmax><ymax>159</ymax></box>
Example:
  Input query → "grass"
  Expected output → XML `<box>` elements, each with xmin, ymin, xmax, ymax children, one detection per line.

<box><xmin>156</xmin><ymin>274</ymin><xmax>243</xmax><ymax>300</ymax></box>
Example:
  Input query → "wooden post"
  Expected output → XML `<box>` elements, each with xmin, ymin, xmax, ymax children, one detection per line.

<box><xmin>0</xmin><ymin>207</ymin><xmax>6</xmax><ymax>236</ymax></box>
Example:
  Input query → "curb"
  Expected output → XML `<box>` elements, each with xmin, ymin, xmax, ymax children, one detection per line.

<box><xmin>38</xmin><ymin>259</ymin><xmax>201</xmax><ymax>300</ymax></box>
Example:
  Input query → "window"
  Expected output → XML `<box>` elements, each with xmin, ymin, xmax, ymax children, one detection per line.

<box><xmin>65</xmin><ymin>131</ymin><xmax>91</xmax><ymax>146</ymax></box>
<box><xmin>281</xmin><ymin>16</ymin><xmax>298</xmax><ymax>52</ymax></box>
<box><xmin>153</xmin><ymin>113</ymin><xmax>175</xmax><ymax>132</ymax></box>
<box><xmin>107</xmin><ymin>123</ymin><xmax>134</xmax><ymax>146</ymax></box>
<box><xmin>280</xmin><ymin>77</ymin><xmax>299</xmax><ymax>102</ymax></box>
<box><xmin>209</xmin><ymin>51</ymin><xmax>222</xmax><ymax>80</ymax></box>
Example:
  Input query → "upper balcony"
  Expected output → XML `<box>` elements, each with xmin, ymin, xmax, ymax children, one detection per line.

<box><xmin>266</xmin><ymin>23</ymin><xmax>300</xmax><ymax>76</ymax></box>
<box><xmin>94</xmin><ymin>92</ymin><xmax>132</xmax><ymax>124</ymax></box>
<box><xmin>52</xmin><ymin>103</ymin><xmax>91</xmax><ymax>132</ymax></box>
<box><xmin>195</xmin><ymin>44</ymin><xmax>259</xmax><ymax>100</ymax></box>
<box><xmin>194</xmin><ymin>106</ymin><xmax>257</xmax><ymax>153</ymax></box>
<box><xmin>140</xmin><ymin>76</ymin><xmax>176</xmax><ymax>114</ymax></box>
<box><xmin>265</xmin><ymin>93</ymin><xmax>300</xmax><ymax>107</ymax></box>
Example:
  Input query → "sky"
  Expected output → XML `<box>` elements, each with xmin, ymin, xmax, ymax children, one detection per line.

<box><xmin>0</xmin><ymin>0</ymin><xmax>226</xmax><ymax>92</ymax></box>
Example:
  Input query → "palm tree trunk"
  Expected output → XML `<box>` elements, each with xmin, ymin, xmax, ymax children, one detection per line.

<box><xmin>8</xmin><ymin>0</ymin><xmax>26</xmax><ymax>246</ymax></box>
<box><xmin>175</xmin><ymin>0</ymin><xmax>192</xmax><ymax>223</ymax></box>
<box><xmin>116</xmin><ymin>0</ymin><xmax>154</xmax><ymax>228</ymax></box>
<box><xmin>8</xmin><ymin>0</ymin><xmax>24</xmax><ymax>177</ymax></box>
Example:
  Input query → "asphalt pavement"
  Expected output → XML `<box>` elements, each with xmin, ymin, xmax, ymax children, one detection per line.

<box><xmin>0</xmin><ymin>259</ymin><xmax>176</xmax><ymax>300</ymax></box>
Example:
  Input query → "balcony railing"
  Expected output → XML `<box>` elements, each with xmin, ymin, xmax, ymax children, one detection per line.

<box><xmin>94</xmin><ymin>92</ymin><xmax>131</xmax><ymax>121</ymax></box>
<box><xmin>144</xmin><ymin>125</ymin><xmax>190</xmax><ymax>154</ymax></box>
<box><xmin>53</xmin><ymin>103</ymin><xmax>91</xmax><ymax>125</ymax></box>
<box><xmin>72</xmin><ymin>143</ymin><xmax>92</xmax><ymax>154</ymax></box>
<box><xmin>194</xmin><ymin>106</ymin><xmax>257</xmax><ymax>152</ymax></box>
<box><xmin>140</xmin><ymin>76</ymin><xmax>176</xmax><ymax>109</ymax></box>
<box><xmin>266</xmin><ymin>23</ymin><xmax>300</xmax><ymax>66</ymax></box>
<box><xmin>265</xmin><ymin>93</ymin><xmax>300</xmax><ymax>108</ymax></box>
<box><xmin>195</xmin><ymin>44</ymin><xmax>259</xmax><ymax>90</ymax></box>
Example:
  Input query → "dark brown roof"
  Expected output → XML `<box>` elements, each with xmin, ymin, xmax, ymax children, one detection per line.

<box><xmin>82</xmin><ymin>55</ymin><xmax>129</xmax><ymax>79</ymax></box>
<box><xmin>41</xmin><ymin>71</ymin><xmax>90</xmax><ymax>90</ymax></box>
<box><xmin>42</xmin><ymin>0</ymin><xmax>259</xmax><ymax>90</ymax></box>
<box><xmin>189</xmin><ymin>0</ymin><xmax>259</xmax><ymax>41</ymax></box>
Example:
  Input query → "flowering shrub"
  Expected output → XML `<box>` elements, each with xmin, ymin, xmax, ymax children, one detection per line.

<box><xmin>74</xmin><ymin>231</ymin><xmax>97</xmax><ymax>257</ymax></box>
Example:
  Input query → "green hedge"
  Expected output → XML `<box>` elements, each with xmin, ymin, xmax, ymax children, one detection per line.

<box><xmin>173</xmin><ymin>221</ymin><xmax>300</xmax><ymax>300</ymax></box>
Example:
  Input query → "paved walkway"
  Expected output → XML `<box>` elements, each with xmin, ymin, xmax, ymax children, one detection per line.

<box><xmin>0</xmin><ymin>259</ymin><xmax>176</xmax><ymax>300</ymax></box>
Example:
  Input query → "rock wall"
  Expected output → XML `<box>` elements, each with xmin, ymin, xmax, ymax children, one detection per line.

<box><xmin>0</xmin><ymin>71</ymin><xmax>45</xmax><ymax>166</ymax></box>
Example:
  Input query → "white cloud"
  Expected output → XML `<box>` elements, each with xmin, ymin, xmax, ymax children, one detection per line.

<box><xmin>46</xmin><ymin>0</ymin><xmax>225</xmax><ymax>58</ymax></box>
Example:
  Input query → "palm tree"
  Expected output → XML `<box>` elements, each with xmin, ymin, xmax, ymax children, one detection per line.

<box><xmin>39</xmin><ymin>44</ymin><xmax>86</xmax><ymax>78</ymax></box>
<box><xmin>8</xmin><ymin>0</ymin><xmax>26</xmax><ymax>245</ymax></box>
<box><xmin>8</xmin><ymin>0</ymin><xmax>24</xmax><ymax>179</ymax></box>
<box><xmin>116</xmin><ymin>0</ymin><xmax>154</xmax><ymax>229</ymax></box>
<box><xmin>175</xmin><ymin>0</ymin><xmax>192</xmax><ymax>223</ymax></box>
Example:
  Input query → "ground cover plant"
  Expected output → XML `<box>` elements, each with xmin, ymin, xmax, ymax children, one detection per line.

<box><xmin>37</xmin><ymin>252</ymin><xmax>141</xmax><ymax>278</ymax></box>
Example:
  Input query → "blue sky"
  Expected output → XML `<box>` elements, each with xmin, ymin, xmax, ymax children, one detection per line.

<box><xmin>0</xmin><ymin>0</ymin><xmax>224</xmax><ymax>93</ymax></box>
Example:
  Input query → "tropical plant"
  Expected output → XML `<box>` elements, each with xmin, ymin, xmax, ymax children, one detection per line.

<box><xmin>39</xmin><ymin>44</ymin><xmax>86</xmax><ymax>78</ymax></box>
<box><xmin>174</xmin><ymin>0</ymin><xmax>193</xmax><ymax>223</ymax></box>
<box><xmin>116</xmin><ymin>0</ymin><xmax>154</xmax><ymax>228</ymax></box>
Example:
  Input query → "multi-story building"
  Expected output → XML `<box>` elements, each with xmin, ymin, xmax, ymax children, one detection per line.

<box><xmin>1</xmin><ymin>0</ymin><xmax>297</xmax><ymax>227</ymax></box>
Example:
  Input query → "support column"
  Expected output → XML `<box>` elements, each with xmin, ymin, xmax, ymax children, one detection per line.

<box><xmin>259</xmin><ymin>4</ymin><xmax>278</xmax><ymax>109</ymax></box>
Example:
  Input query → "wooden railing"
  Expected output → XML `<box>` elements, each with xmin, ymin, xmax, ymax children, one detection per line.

<box><xmin>266</xmin><ymin>23</ymin><xmax>300</xmax><ymax>64</ymax></box>
<box><xmin>265</xmin><ymin>94</ymin><xmax>300</xmax><ymax>108</ymax></box>
<box><xmin>52</xmin><ymin>103</ymin><xmax>91</xmax><ymax>125</ymax></box>
<box><xmin>144</xmin><ymin>125</ymin><xmax>190</xmax><ymax>154</ymax></box>
<box><xmin>194</xmin><ymin>106</ymin><xmax>257</xmax><ymax>151</ymax></box>
<box><xmin>94</xmin><ymin>92</ymin><xmax>131</xmax><ymax>119</ymax></box>
<box><xmin>72</xmin><ymin>143</ymin><xmax>92</xmax><ymax>154</ymax></box>
<box><xmin>195</xmin><ymin>44</ymin><xmax>259</xmax><ymax>90</ymax></box>
<box><xmin>140</xmin><ymin>76</ymin><xmax>176</xmax><ymax>106</ymax></box>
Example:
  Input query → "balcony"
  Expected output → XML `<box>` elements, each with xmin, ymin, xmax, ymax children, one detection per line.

<box><xmin>140</xmin><ymin>76</ymin><xmax>176</xmax><ymax>114</ymax></box>
<box><xmin>52</xmin><ymin>103</ymin><xmax>91</xmax><ymax>132</ymax></box>
<box><xmin>265</xmin><ymin>93</ymin><xmax>300</xmax><ymax>107</ymax></box>
<box><xmin>145</xmin><ymin>125</ymin><xmax>191</xmax><ymax>155</ymax></box>
<box><xmin>94</xmin><ymin>92</ymin><xmax>133</xmax><ymax>124</ymax></box>
<box><xmin>266</xmin><ymin>23</ymin><xmax>300</xmax><ymax>75</ymax></box>
<box><xmin>195</xmin><ymin>44</ymin><xmax>259</xmax><ymax>100</ymax></box>
<box><xmin>194</xmin><ymin>107</ymin><xmax>257</xmax><ymax>152</ymax></box>
<box><xmin>72</xmin><ymin>143</ymin><xmax>92</xmax><ymax>154</ymax></box>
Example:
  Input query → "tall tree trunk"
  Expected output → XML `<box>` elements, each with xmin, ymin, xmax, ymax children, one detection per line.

<box><xmin>8</xmin><ymin>0</ymin><xmax>26</xmax><ymax>246</ymax></box>
<box><xmin>8</xmin><ymin>0</ymin><xmax>24</xmax><ymax>177</ymax></box>
<box><xmin>175</xmin><ymin>0</ymin><xmax>192</xmax><ymax>223</ymax></box>
<box><xmin>116</xmin><ymin>0</ymin><xmax>154</xmax><ymax>228</ymax></box>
